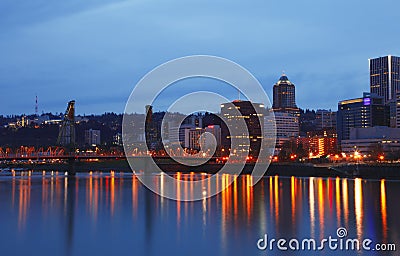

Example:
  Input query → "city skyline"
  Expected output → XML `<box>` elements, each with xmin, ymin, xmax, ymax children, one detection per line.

<box><xmin>1</xmin><ymin>2</ymin><xmax>400</xmax><ymax>256</ymax></box>
<box><xmin>1</xmin><ymin>0</ymin><xmax>400</xmax><ymax>115</ymax></box>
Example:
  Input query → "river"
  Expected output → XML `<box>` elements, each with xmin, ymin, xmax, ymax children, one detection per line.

<box><xmin>0</xmin><ymin>171</ymin><xmax>398</xmax><ymax>255</ymax></box>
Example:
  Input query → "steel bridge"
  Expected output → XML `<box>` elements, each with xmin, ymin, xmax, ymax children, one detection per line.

<box><xmin>0</xmin><ymin>146</ymin><xmax>223</xmax><ymax>162</ymax></box>
<box><xmin>0</xmin><ymin>146</ymin><xmax>123</xmax><ymax>161</ymax></box>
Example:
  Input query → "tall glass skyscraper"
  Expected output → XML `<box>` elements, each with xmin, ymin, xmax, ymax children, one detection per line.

<box><xmin>369</xmin><ymin>55</ymin><xmax>400</xmax><ymax>104</ymax></box>
<box><xmin>272</xmin><ymin>73</ymin><xmax>299</xmax><ymax>116</ymax></box>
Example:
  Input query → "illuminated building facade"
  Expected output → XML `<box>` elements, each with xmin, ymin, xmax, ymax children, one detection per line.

<box><xmin>370</xmin><ymin>55</ymin><xmax>400</xmax><ymax>127</ymax></box>
<box><xmin>337</xmin><ymin>92</ymin><xmax>389</xmax><ymax>145</ymax></box>
<box><xmin>220</xmin><ymin>100</ymin><xmax>265</xmax><ymax>157</ymax></box>
<box><xmin>264</xmin><ymin>111</ymin><xmax>299</xmax><ymax>155</ymax></box>
<box><xmin>296</xmin><ymin>136</ymin><xmax>337</xmax><ymax>156</ymax></box>
<box><xmin>370</xmin><ymin>55</ymin><xmax>400</xmax><ymax>105</ymax></box>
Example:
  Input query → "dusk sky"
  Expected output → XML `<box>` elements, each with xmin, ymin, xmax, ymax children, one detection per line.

<box><xmin>1</xmin><ymin>0</ymin><xmax>399</xmax><ymax>115</ymax></box>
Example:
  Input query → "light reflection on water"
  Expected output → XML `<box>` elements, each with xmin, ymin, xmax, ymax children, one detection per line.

<box><xmin>381</xmin><ymin>179</ymin><xmax>387</xmax><ymax>242</ymax></box>
<box><xmin>0</xmin><ymin>172</ymin><xmax>398</xmax><ymax>256</ymax></box>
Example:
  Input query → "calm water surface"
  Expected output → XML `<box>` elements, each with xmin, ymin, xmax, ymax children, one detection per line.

<box><xmin>0</xmin><ymin>171</ymin><xmax>399</xmax><ymax>256</ymax></box>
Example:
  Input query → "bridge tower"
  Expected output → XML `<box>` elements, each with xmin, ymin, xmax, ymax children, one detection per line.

<box><xmin>57</xmin><ymin>100</ymin><xmax>76</xmax><ymax>154</ymax></box>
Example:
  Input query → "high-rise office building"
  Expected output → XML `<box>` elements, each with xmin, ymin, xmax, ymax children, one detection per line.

<box><xmin>369</xmin><ymin>55</ymin><xmax>400</xmax><ymax>104</ymax></box>
<box><xmin>220</xmin><ymin>100</ymin><xmax>265</xmax><ymax>156</ymax></box>
<box><xmin>337</xmin><ymin>92</ymin><xmax>389</xmax><ymax>145</ymax></box>
<box><xmin>272</xmin><ymin>73</ymin><xmax>300</xmax><ymax>115</ymax></box>
<box><xmin>269</xmin><ymin>112</ymin><xmax>299</xmax><ymax>139</ymax></box>
<box><xmin>370</xmin><ymin>55</ymin><xmax>400</xmax><ymax>127</ymax></box>
<box><xmin>265</xmin><ymin>111</ymin><xmax>299</xmax><ymax>154</ymax></box>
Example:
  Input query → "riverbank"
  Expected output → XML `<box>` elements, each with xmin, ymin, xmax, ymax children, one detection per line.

<box><xmin>1</xmin><ymin>159</ymin><xmax>400</xmax><ymax>180</ymax></box>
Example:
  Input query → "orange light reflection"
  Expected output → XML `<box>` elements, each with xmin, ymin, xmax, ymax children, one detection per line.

<box><xmin>354</xmin><ymin>178</ymin><xmax>363</xmax><ymax>240</ymax></box>
<box><xmin>309</xmin><ymin>177</ymin><xmax>315</xmax><ymax>237</ymax></box>
<box><xmin>342</xmin><ymin>179</ymin><xmax>349</xmax><ymax>227</ymax></box>
<box><xmin>380</xmin><ymin>179</ymin><xmax>387</xmax><ymax>241</ymax></box>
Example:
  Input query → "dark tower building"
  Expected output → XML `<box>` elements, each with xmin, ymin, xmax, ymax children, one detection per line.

<box><xmin>145</xmin><ymin>105</ymin><xmax>163</xmax><ymax>150</ymax></box>
<box><xmin>272</xmin><ymin>73</ymin><xmax>300</xmax><ymax>115</ymax></box>
<box><xmin>220</xmin><ymin>100</ymin><xmax>265</xmax><ymax>157</ymax></box>
<box><xmin>57</xmin><ymin>100</ymin><xmax>76</xmax><ymax>148</ymax></box>
<box><xmin>337</xmin><ymin>92</ymin><xmax>389</xmax><ymax>145</ymax></box>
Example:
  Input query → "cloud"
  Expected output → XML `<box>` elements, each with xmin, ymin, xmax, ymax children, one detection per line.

<box><xmin>0</xmin><ymin>0</ymin><xmax>399</xmax><ymax>115</ymax></box>
<box><xmin>0</xmin><ymin>0</ymin><xmax>129</xmax><ymax>29</ymax></box>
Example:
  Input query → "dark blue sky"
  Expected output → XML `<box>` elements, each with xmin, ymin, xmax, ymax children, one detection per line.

<box><xmin>1</xmin><ymin>0</ymin><xmax>399</xmax><ymax>115</ymax></box>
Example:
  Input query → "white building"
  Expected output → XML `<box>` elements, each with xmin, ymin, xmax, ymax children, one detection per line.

<box><xmin>85</xmin><ymin>129</ymin><xmax>101</xmax><ymax>146</ymax></box>
<box><xmin>268</xmin><ymin>112</ymin><xmax>299</xmax><ymax>138</ymax></box>
<box><xmin>264</xmin><ymin>112</ymin><xmax>298</xmax><ymax>155</ymax></box>
<box><xmin>315</xmin><ymin>109</ymin><xmax>336</xmax><ymax>130</ymax></box>
<box><xmin>167</xmin><ymin>121</ymin><xmax>180</xmax><ymax>144</ymax></box>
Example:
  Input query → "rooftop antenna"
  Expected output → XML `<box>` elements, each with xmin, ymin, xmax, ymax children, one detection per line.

<box><xmin>35</xmin><ymin>94</ymin><xmax>38</xmax><ymax>116</ymax></box>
